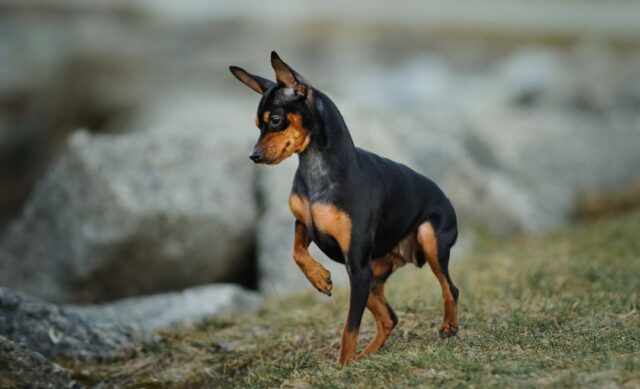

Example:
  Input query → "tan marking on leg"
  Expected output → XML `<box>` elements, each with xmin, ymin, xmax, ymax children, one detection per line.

<box><xmin>370</xmin><ymin>257</ymin><xmax>393</xmax><ymax>279</ymax></box>
<box><xmin>289</xmin><ymin>194</ymin><xmax>311</xmax><ymax>225</ymax></box>
<box><xmin>292</xmin><ymin>221</ymin><xmax>332</xmax><ymax>296</ymax></box>
<box><xmin>310</xmin><ymin>203</ymin><xmax>352</xmax><ymax>254</ymax></box>
<box><xmin>417</xmin><ymin>222</ymin><xmax>459</xmax><ymax>337</ymax></box>
<box><xmin>361</xmin><ymin>283</ymin><xmax>395</xmax><ymax>356</ymax></box>
<box><xmin>339</xmin><ymin>304</ymin><xmax>358</xmax><ymax>367</ymax></box>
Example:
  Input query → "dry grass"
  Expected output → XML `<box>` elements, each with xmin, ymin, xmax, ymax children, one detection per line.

<box><xmin>68</xmin><ymin>209</ymin><xmax>640</xmax><ymax>388</ymax></box>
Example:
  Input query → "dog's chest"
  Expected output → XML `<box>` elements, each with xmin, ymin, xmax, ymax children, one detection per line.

<box><xmin>289</xmin><ymin>193</ymin><xmax>350</xmax><ymax>262</ymax></box>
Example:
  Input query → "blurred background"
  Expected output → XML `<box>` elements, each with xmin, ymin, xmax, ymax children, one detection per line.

<box><xmin>0</xmin><ymin>0</ymin><xmax>639</xmax><ymax>326</ymax></box>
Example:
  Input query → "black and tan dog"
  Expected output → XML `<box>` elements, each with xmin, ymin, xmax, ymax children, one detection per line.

<box><xmin>230</xmin><ymin>52</ymin><xmax>459</xmax><ymax>366</ymax></box>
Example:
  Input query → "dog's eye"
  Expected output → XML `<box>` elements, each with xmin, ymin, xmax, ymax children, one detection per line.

<box><xmin>270</xmin><ymin>115</ymin><xmax>281</xmax><ymax>126</ymax></box>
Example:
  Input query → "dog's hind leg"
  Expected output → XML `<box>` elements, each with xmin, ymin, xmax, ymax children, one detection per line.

<box><xmin>417</xmin><ymin>221</ymin><xmax>459</xmax><ymax>338</ymax></box>
<box><xmin>361</xmin><ymin>258</ymin><xmax>398</xmax><ymax>356</ymax></box>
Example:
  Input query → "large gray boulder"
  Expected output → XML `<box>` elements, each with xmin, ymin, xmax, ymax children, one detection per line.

<box><xmin>68</xmin><ymin>283</ymin><xmax>261</xmax><ymax>331</ymax></box>
<box><xmin>0</xmin><ymin>1</ymin><xmax>153</xmax><ymax>231</ymax></box>
<box><xmin>0</xmin><ymin>287</ymin><xmax>143</xmax><ymax>360</ymax></box>
<box><xmin>0</xmin><ymin>335</ymin><xmax>79</xmax><ymax>389</ymax></box>
<box><xmin>0</xmin><ymin>127</ymin><xmax>257</xmax><ymax>303</ymax></box>
<box><xmin>451</xmin><ymin>107</ymin><xmax>640</xmax><ymax>233</ymax></box>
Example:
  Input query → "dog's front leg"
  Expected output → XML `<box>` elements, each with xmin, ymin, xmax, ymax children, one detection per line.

<box><xmin>292</xmin><ymin>221</ymin><xmax>333</xmax><ymax>296</ymax></box>
<box><xmin>338</xmin><ymin>244</ymin><xmax>372</xmax><ymax>366</ymax></box>
<box><xmin>306</xmin><ymin>202</ymin><xmax>370</xmax><ymax>365</ymax></box>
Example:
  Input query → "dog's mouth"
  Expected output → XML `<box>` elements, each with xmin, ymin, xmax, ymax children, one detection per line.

<box><xmin>260</xmin><ymin>158</ymin><xmax>281</xmax><ymax>165</ymax></box>
<box><xmin>252</xmin><ymin>153</ymin><xmax>284</xmax><ymax>165</ymax></box>
<box><xmin>258</xmin><ymin>142</ymin><xmax>294</xmax><ymax>165</ymax></box>
<box><xmin>264</xmin><ymin>152</ymin><xmax>288</xmax><ymax>165</ymax></box>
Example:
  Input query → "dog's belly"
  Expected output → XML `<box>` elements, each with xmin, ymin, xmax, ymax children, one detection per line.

<box><xmin>375</xmin><ymin>231</ymin><xmax>425</xmax><ymax>270</ymax></box>
<box><xmin>309</xmin><ymin>225</ymin><xmax>423</xmax><ymax>269</ymax></box>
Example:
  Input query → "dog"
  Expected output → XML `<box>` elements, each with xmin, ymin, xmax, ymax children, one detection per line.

<box><xmin>230</xmin><ymin>52</ymin><xmax>459</xmax><ymax>366</ymax></box>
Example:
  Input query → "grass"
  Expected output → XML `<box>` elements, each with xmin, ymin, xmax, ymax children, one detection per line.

<box><xmin>67</xmin><ymin>210</ymin><xmax>640</xmax><ymax>388</ymax></box>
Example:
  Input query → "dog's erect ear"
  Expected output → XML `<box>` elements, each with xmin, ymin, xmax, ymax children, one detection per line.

<box><xmin>229</xmin><ymin>66</ymin><xmax>275</xmax><ymax>95</ymax></box>
<box><xmin>270</xmin><ymin>51</ymin><xmax>308</xmax><ymax>97</ymax></box>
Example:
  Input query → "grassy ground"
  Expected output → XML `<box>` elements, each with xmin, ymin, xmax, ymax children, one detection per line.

<box><xmin>69</xmin><ymin>210</ymin><xmax>640</xmax><ymax>388</ymax></box>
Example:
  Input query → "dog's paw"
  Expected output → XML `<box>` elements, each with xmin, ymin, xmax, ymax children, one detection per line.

<box><xmin>439</xmin><ymin>322</ymin><xmax>459</xmax><ymax>338</ymax></box>
<box><xmin>308</xmin><ymin>266</ymin><xmax>333</xmax><ymax>296</ymax></box>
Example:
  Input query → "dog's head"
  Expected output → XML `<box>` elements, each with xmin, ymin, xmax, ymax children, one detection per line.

<box><xmin>230</xmin><ymin>52</ymin><xmax>315</xmax><ymax>164</ymax></box>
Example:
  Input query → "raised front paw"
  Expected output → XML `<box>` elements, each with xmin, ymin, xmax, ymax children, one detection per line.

<box><xmin>307</xmin><ymin>265</ymin><xmax>333</xmax><ymax>296</ymax></box>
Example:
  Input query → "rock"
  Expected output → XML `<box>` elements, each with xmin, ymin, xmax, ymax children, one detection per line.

<box><xmin>68</xmin><ymin>284</ymin><xmax>261</xmax><ymax>331</ymax></box>
<box><xmin>496</xmin><ymin>48</ymin><xmax>570</xmax><ymax>106</ymax></box>
<box><xmin>0</xmin><ymin>287</ymin><xmax>144</xmax><ymax>360</ymax></box>
<box><xmin>0</xmin><ymin>1</ymin><xmax>152</xmax><ymax>232</ymax></box>
<box><xmin>0</xmin><ymin>127</ymin><xmax>257</xmax><ymax>304</ymax></box>
<box><xmin>0</xmin><ymin>335</ymin><xmax>80</xmax><ymax>389</ymax></box>
<box><xmin>460</xmin><ymin>107</ymin><xmax>640</xmax><ymax>232</ymax></box>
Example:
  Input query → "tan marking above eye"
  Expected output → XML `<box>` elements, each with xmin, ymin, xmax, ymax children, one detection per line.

<box><xmin>311</xmin><ymin>203</ymin><xmax>352</xmax><ymax>254</ymax></box>
<box><xmin>262</xmin><ymin>111</ymin><xmax>270</xmax><ymax>123</ymax></box>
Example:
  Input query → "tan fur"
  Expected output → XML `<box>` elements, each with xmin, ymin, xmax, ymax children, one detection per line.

<box><xmin>338</xmin><ymin>305</ymin><xmax>358</xmax><ymax>366</ymax></box>
<box><xmin>288</xmin><ymin>194</ymin><xmax>311</xmax><ymax>225</ymax></box>
<box><xmin>361</xmin><ymin>284</ymin><xmax>394</xmax><ymax>356</ymax></box>
<box><xmin>370</xmin><ymin>257</ymin><xmax>393</xmax><ymax>279</ymax></box>
<box><xmin>291</xmin><ymin>221</ymin><xmax>332</xmax><ymax>296</ymax></box>
<box><xmin>361</xmin><ymin>259</ymin><xmax>395</xmax><ymax>356</ymax></box>
<box><xmin>417</xmin><ymin>222</ymin><xmax>459</xmax><ymax>336</ymax></box>
<box><xmin>258</xmin><ymin>112</ymin><xmax>310</xmax><ymax>164</ymax></box>
<box><xmin>310</xmin><ymin>203</ymin><xmax>352</xmax><ymax>255</ymax></box>
<box><xmin>289</xmin><ymin>194</ymin><xmax>352</xmax><ymax>254</ymax></box>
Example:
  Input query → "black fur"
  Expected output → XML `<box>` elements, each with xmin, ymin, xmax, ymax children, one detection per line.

<box><xmin>230</xmin><ymin>51</ymin><xmax>459</xmax><ymax>350</ymax></box>
<box><xmin>289</xmin><ymin>89</ymin><xmax>457</xmax><ymax>331</ymax></box>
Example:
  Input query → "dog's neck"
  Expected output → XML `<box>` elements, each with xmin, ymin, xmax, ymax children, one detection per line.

<box><xmin>297</xmin><ymin>90</ymin><xmax>356</xmax><ymax>198</ymax></box>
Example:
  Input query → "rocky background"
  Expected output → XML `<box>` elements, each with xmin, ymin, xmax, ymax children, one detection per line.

<box><xmin>0</xmin><ymin>0</ymin><xmax>639</xmax><ymax>385</ymax></box>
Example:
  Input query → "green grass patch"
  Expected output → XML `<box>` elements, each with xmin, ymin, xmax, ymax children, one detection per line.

<box><xmin>67</xmin><ymin>210</ymin><xmax>640</xmax><ymax>388</ymax></box>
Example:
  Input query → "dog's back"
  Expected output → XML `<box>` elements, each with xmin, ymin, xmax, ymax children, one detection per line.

<box><xmin>354</xmin><ymin>147</ymin><xmax>457</xmax><ymax>258</ymax></box>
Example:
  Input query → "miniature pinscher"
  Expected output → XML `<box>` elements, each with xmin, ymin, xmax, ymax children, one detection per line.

<box><xmin>230</xmin><ymin>52</ymin><xmax>459</xmax><ymax>366</ymax></box>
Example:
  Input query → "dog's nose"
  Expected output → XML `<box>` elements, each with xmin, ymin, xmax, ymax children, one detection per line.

<box><xmin>249</xmin><ymin>150</ymin><xmax>262</xmax><ymax>163</ymax></box>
